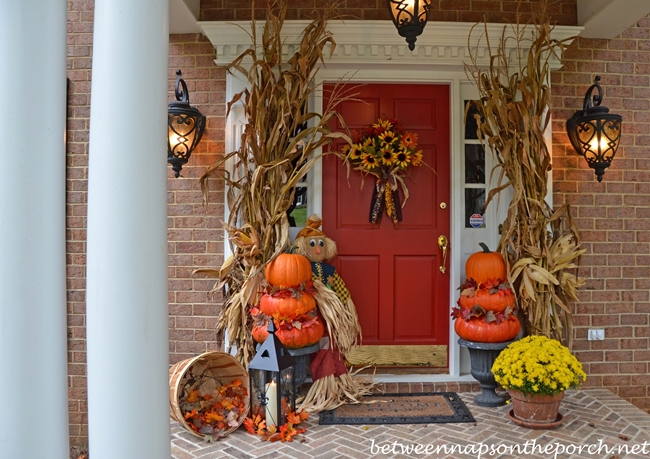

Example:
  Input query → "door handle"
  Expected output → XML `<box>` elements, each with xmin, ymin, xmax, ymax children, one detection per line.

<box><xmin>437</xmin><ymin>235</ymin><xmax>448</xmax><ymax>273</ymax></box>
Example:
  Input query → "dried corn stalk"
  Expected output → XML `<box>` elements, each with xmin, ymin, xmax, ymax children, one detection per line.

<box><xmin>298</xmin><ymin>370</ymin><xmax>375</xmax><ymax>413</ymax></box>
<box><xmin>196</xmin><ymin>0</ymin><xmax>351</xmax><ymax>365</ymax></box>
<box><xmin>465</xmin><ymin>8</ymin><xmax>584</xmax><ymax>346</ymax></box>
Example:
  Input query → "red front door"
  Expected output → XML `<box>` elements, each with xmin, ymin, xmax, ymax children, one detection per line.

<box><xmin>322</xmin><ymin>83</ymin><xmax>451</xmax><ymax>367</ymax></box>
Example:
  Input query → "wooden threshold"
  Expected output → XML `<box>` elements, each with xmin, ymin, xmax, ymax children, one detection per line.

<box><xmin>352</xmin><ymin>366</ymin><xmax>450</xmax><ymax>375</ymax></box>
<box><xmin>345</xmin><ymin>344</ymin><xmax>447</xmax><ymax>368</ymax></box>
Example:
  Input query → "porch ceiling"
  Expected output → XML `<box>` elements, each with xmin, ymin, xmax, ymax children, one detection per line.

<box><xmin>578</xmin><ymin>0</ymin><xmax>650</xmax><ymax>39</ymax></box>
<box><xmin>169</xmin><ymin>0</ymin><xmax>200</xmax><ymax>34</ymax></box>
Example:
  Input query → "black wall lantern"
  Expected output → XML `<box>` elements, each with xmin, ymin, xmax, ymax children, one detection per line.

<box><xmin>248</xmin><ymin>321</ymin><xmax>296</xmax><ymax>428</ymax></box>
<box><xmin>168</xmin><ymin>70</ymin><xmax>206</xmax><ymax>178</ymax></box>
<box><xmin>566</xmin><ymin>76</ymin><xmax>622</xmax><ymax>182</ymax></box>
<box><xmin>387</xmin><ymin>0</ymin><xmax>432</xmax><ymax>51</ymax></box>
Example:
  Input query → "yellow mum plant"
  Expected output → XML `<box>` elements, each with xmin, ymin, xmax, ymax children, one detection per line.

<box><xmin>491</xmin><ymin>336</ymin><xmax>586</xmax><ymax>396</ymax></box>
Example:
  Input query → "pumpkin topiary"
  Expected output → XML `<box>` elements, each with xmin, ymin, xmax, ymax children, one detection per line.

<box><xmin>265</xmin><ymin>253</ymin><xmax>313</xmax><ymax>287</ymax></box>
<box><xmin>252</xmin><ymin>316</ymin><xmax>325</xmax><ymax>349</ymax></box>
<box><xmin>454</xmin><ymin>315</ymin><xmax>520</xmax><ymax>343</ymax></box>
<box><xmin>458</xmin><ymin>288</ymin><xmax>515</xmax><ymax>313</ymax></box>
<box><xmin>259</xmin><ymin>293</ymin><xmax>316</xmax><ymax>321</ymax></box>
<box><xmin>465</xmin><ymin>242</ymin><xmax>507</xmax><ymax>284</ymax></box>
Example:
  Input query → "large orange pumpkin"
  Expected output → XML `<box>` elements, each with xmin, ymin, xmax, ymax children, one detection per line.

<box><xmin>454</xmin><ymin>315</ymin><xmax>520</xmax><ymax>343</ymax></box>
<box><xmin>465</xmin><ymin>242</ymin><xmax>507</xmax><ymax>284</ymax></box>
<box><xmin>252</xmin><ymin>317</ymin><xmax>325</xmax><ymax>349</ymax></box>
<box><xmin>265</xmin><ymin>253</ymin><xmax>313</xmax><ymax>287</ymax></box>
<box><xmin>458</xmin><ymin>289</ymin><xmax>515</xmax><ymax>313</ymax></box>
<box><xmin>259</xmin><ymin>293</ymin><xmax>316</xmax><ymax>321</ymax></box>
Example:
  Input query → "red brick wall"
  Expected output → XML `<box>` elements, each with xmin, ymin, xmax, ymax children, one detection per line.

<box><xmin>67</xmin><ymin>0</ymin><xmax>92</xmax><ymax>442</ymax></box>
<box><xmin>67</xmin><ymin>0</ymin><xmax>224</xmax><ymax>444</ymax></box>
<box><xmin>200</xmin><ymin>0</ymin><xmax>577</xmax><ymax>25</ymax></box>
<box><xmin>551</xmin><ymin>16</ymin><xmax>650</xmax><ymax>412</ymax></box>
<box><xmin>167</xmin><ymin>34</ymin><xmax>225</xmax><ymax>365</ymax></box>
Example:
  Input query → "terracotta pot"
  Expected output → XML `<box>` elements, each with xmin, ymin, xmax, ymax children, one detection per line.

<box><xmin>509</xmin><ymin>390</ymin><xmax>564</xmax><ymax>424</ymax></box>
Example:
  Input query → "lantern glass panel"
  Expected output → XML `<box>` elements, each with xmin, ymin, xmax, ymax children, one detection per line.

<box><xmin>168</xmin><ymin>113</ymin><xmax>198</xmax><ymax>160</ymax></box>
<box><xmin>249</xmin><ymin>368</ymin><xmax>267</xmax><ymax>419</ymax></box>
<box><xmin>280</xmin><ymin>366</ymin><xmax>296</xmax><ymax>416</ymax></box>
<box><xmin>249</xmin><ymin>368</ymin><xmax>295</xmax><ymax>428</ymax></box>
<box><xmin>389</xmin><ymin>0</ymin><xmax>416</xmax><ymax>24</ymax></box>
<box><xmin>575</xmin><ymin>117</ymin><xmax>621</xmax><ymax>164</ymax></box>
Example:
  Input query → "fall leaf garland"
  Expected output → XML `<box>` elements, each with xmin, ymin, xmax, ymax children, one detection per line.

<box><xmin>458</xmin><ymin>278</ymin><xmax>513</xmax><ymax>298</ymax></box>
<box><xmin>264</xmin><ymin>280</ymin><xmax>316</xmax><ymax>300</ymax></box>
<box><xmin>243</xmin><ymin>410</ymin><xmax>309</xmax><ymax>442</ymax></box>
<box><xmin>451</xmin><ymin>278</ymin><xmax>516</xmax><ymax>324</ymax></box>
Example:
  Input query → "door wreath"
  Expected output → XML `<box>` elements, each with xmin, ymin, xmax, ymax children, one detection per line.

<box><xmin>342</xmin><ymin>118</ymin><xmax>425</xmax><ymax>225</ymax></box>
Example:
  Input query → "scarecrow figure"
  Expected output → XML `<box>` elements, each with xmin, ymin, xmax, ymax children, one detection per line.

<box><xmin>292</xmin><ymin>215</ymin><xmax>373</xmax><ymax>412</ymax></box>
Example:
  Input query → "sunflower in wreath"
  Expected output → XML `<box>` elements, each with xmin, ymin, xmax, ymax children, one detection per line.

<box><xmin>342</xmin><ymin>118</ymin><xmax>424</xmax><ymax>225</ymax></box>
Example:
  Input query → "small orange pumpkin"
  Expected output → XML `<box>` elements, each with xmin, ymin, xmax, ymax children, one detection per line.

<box><xmin>458</xmin><ymin>289</ymin><xmax>515</xmax><ymax>313</ymax></box>
<box><xmin>252</xmin><ymin>317</ymin><xmax>325</xmax><ymax>349</ymax></box>
<box><xmin>454</xmin><ymin>315</ymin><xmax>520</xmax><ymax>343</ymax></box>
<box><xmin>465</xmin><ymin>242</ymin><xmax>507</xmax><ymax>284</ymax></box>
<box><xmin>259</xmin><ymin>293</ymin><xmax>316</xmax><ymax>321</ymax></box>
<box><xmin>265</xmin><ymin>253</ymin><xmax>313</xmax><ymax>287</ymax></box>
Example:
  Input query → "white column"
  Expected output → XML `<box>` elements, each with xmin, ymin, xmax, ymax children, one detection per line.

<box><xmin>0</xmin><ymin>2</ymin><xmax>69</xmax><ymax>459</ymax></box>
<box><xmin>86</xmin><ymin>1</ymin><xmax>170</xmax><ymax>458</ymax></box>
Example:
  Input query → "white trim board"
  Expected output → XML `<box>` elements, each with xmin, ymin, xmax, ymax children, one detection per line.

<box><xmin>199</xmin><ymin>20</ymin><xmax>581</xmax><ymax>69</ymax></box>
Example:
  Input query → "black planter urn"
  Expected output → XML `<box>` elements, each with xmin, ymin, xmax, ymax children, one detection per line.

<box><xmin>458</xmin><ymin>338</ymin><xmax>515</xmax><ymax>407</ymax></box>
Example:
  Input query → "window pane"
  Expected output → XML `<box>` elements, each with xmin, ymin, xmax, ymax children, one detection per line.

<box><xmin>464</xmin><ymin>100</ymin><xmax>482</xmax><ymax>140</ymax></box>
<box><xmin>465</xmin><ymin>144</ymin><xmax>485</xmax><ymax>184</ymax></box>
<box><xmin>288</xmin><ymin>187</ymin><xmax>307</xmax><ymax>227</ymax></box>
<box><xmin>465</xmin><ymin>188</ymin><xmax>486</xmax><ymax>228</ymax></box>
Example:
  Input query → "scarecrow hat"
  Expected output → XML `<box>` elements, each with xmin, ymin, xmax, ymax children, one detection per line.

<box><xmin>295</xmin><ymin>215</ymin><xmax>326</xmax><ymax>239</ymax></box>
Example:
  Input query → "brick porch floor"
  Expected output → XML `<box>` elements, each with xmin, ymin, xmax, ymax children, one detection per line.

<box><xmin>171</xmin><ymin>388</ymin><xmax>650</xmax><ymax>459</ymax></box>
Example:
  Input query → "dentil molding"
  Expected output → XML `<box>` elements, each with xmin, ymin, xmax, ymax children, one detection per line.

<box><xmin>198</xmin><ymin>20</ymin><xmax>582</xmax><ymax>70</ymax></box>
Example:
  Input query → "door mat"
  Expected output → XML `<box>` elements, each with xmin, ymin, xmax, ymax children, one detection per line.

<box><xmin>319</xmin><ymin>392</ymin><xmax>475</xmax><ymax>425</ymax></box>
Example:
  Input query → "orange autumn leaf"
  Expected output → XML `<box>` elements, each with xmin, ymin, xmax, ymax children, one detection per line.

<box><xmin>287</xmin><ymin>411</ymin><xmax>301</xmax><ymax>424</ymax></box>
<box><xmin>299</xmin><ymin>411</ymin><xmax>309</xmax><ymax>421</ymax></box>
<box><xmin>243</xmin><ymin>418</ymin><xmax>256</xmax><ymax>434</ymax></box>
<box><xmin>231</xmin><ymin>379</ymin><xmax>242</xmax><ymax>387</ymax></box>
<box><xmin>204</xmin><ymin>411</ymin><xmax>223</xmax><ymax>423</ymax></box>
<box><xmin>256</xmin><ymin>420</ymin><xmax>267</xmax><ymax>436</ymax></box>
<box><xmin>221</xmin><ymin>399</ymin><xmax>234</xmax><ymax>410</ymax></box>
<box><xmin>186</xmin><ymin>389</ymin><xmax>199</xmax><ymax>403</ymax></box>
<box><xmin>482</xmin><ymin>279</ymin><xmax>500</xmax><ymax>289</ymax></box>
<box><xmin>183</xmin><ymin>409</ymin><xmax>198</xmax><ymax>420</ymax></box>
<box><xmin>278</xmin><ymin>423</ymin><xmax>305</xmax><ymax>442</ymax></box>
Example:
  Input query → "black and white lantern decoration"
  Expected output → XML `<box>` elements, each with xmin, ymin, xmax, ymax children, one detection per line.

<box><xmin>566</xmin><ymin>76</ymin><xmax>623</xmax><ymax>182</ymax></box>
<box><xmin>168</xmin><ymin>70</ymin><xmax>206</xmax><ymax>178</ymax></box>
<box><xmin>386</xmin><ymin>0</ymin><xmax>432</xmax><ymax>51</ymax></box>
<box><xmin>248</xmin><ymin>321</ymin><xmax>296</xmax><ymax>427</ymax></box>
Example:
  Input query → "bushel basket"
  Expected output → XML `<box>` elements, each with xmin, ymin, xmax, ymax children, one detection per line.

<box><xmin>169</xmin><ymin>351</ymin><xmax>250</xmax><ymax>438</ymax></box>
